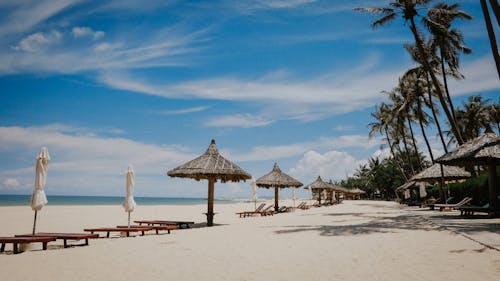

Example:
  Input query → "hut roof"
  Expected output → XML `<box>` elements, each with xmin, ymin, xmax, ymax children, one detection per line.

<box><xmin>395</xmin><ymin>181</ymin><xmax>416</xmax><ymax>192</ymax></box>
<box><xmin>349</xmin><ymin>188</ymin><xmax>366</xmax><ymax>194</ymax></box>
<box><xmin>410</xmin><ymin>163</ymin><xmax>471</xmax><ymax>182</ymax></box>
<box><xmin>327</xmin><ymin>180</ymin><xmax>345</xmax><ymax>192</ymax></box>
<box><xmin>304</xmin><ymin>176</ymin><xmax>331</xmax><ymax>190</ymax></box>
<box><xmin>167</xmin><ymin>139</ymin><xmax>251</xmax><ymax>183</ymax></box>
<box><xmin>435</xmin><ymin>133</ymin><xmax>500</xmax><ymax>166</ymax></box>
<box><xmin>255</xmin><ymin>163</ymin><xmax>303</xmax><ymax>189</ymax></box>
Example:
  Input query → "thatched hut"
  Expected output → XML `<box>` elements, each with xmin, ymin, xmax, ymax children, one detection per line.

<box><xmin>410</xmin><ymin>163</ymin><xmax>471</xmax><ymax>183</ymax></box>
<box><xmin>304</xmin><ymin>176</ymin><xmax>331</xmax><ymax>204</ymax></box>
<box><xmin>256</xmin><ymin>163</ymin><xmax>303</xmax><ymax>212</ymax></box>
<box><xmin>435</xmin><ymin>133</ymin><xmax>500</xmax><ymax>216</ymax></box>
<box><xmin>167</xmin><ymin>139</ymin><xmax>251</xmax><ymax>226</ymax></box>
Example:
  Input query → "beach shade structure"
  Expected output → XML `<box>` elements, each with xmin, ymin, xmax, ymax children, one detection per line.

<box><xmin>31</xmin><ymin>147</ymin><xmax>50</xmax><ymax>235</ymax></box>
<box><xmin>122</xmin><ymin>165</ymin><xmax>137</xmax><ymax>228</ymax></box>
<box><xmin>304</xmin><ymin>176</ymin><xmax>331</xmax><ymax>205</ymax></box>
<box><xmin>251</xmin><ymin>177</ymin><xmax>258</xmax><ymax>210</ymax></box>
<box><xmin>410</xmin><ymin>163</ymin><xmax>471</xmax><ymax>201</ymax></box>
<box><xmin>256</xmin><ymin>163</ymin><xmax>303</xmax><ymax>212</ymax></box>
<box><xmin>435</xmin><ymin>133</ymin><xmax>500</xmax><ymax>216</ymax></box>
<box><xmin>167</xmin><ymin>139</ymin><xmax>251</xmax><ymax>226</ymax></box>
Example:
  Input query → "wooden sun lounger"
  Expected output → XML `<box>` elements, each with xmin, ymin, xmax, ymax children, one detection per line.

<box><xmin>0</xmin><ymin>236</ymin><xmax>56</xmax><ymax>254</ymax></box>
<box><xmin>236</xmin><ymin>203</ymin><xmax>266</xmax><ymax>218</ymax></box>
<box><xmin>15</xmin><ymin>233</ymin><xmax>99</xmax><ymax>248</ymax></box>
<box><xmin>434</xmin><ymin>197</ymin><xmax>472</xmax><ymax>211</ymax></box>
<box><xmin>134</xmin><ymin>220</ymin><xmax>195</xmax><ymax>229</ymax></box>
<box><xmin>458</xmin><ymin>204</ymin><xmax>492</xmax><ymax>216</ymax></box>
<box><xmin>116</xmin><ymin>225</ymin><xmax>177</xmax><ymax>234</ymax></box>
<box><xmin>84</xmin><ymin>226</ymin><xmax>152</xmax><ymax>238</ymax></box>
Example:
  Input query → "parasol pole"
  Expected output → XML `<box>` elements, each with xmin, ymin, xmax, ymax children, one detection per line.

<box><xmin>207</xmin><ymin>178</ymin><xmax>215</xmax><ymax>226</ymax></box>
<box><xmin>32</xmin><ymin>210</ymin><xmax>37</xmax><ymax>235</ymax></box>
<box><xmin>274</xmin><ymin>185</ymin><xmax>279</xmax><ymax>212</ymax></box>
<box><xmin>128</xmin><ymin>211</ymin><xmax>131</xmax><ymax>228</ymax></box>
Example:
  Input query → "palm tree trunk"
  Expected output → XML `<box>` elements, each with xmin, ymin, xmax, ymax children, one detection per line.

<box><xmin>417</xmin><ymin>97</ymin><xmax>435</xmax><ymax>162</ymax></box>
<box><xmin>400</xmin><ymin>127</ymin><xmax>415</xmax><ymax>176</ymax></box>
<box><xmin>481</xmin><ymin>0</ymin><xmax>500</xmax><ymax>80</ymax></box>
<box><xmin>490</xmin><ymin>0</ymin><xmax>500</xmax><ymax>25</ymax></box>
<box><xmin>409</xmin><ymin>17</ymin><xmax>464</xmax><ymax>145</ymax></box>
<box><xmin>385</xmin><ymin>129</ymin><xmax>408</xmax><ymax>181</ymax></box>
<box><xmin>426</xmin><ymin>74</ymin><xmax>448</xmax><ymax>153</ymax></box>
<box><xmin>406</xmin><ymin>116</ymin><xmax>422</xmax><ymax>171</ymax></box>
<box><xmin>439</xmin><ymin>48</ymin><xmax>458</xmax><ymax>124</ymax></box>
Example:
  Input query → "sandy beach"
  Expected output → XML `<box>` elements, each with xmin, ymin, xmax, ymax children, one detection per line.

<box><xmin>0</xmin><ymin>200</ymin><xmax>499</xmax><ymax>281</ymax></box>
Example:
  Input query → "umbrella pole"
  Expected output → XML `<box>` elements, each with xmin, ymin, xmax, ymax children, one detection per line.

<box><xmin>274</xmin><ymin>186</ymin><xmax>279</xmax><ymax>212</ymax></box>
<box><xmin>207</xmin><ymin>178</ymin><xmax>215</xmax><ymax>226</ymax></box>
<box><xmin>32</xmin><ymin>210</ymin><xmax>37</xmax><ymax>235</ymax></box>
<box><xmin>488</xmin><ymin>159</ymin><xmax>499</xmax><ymax>216</ymax></box>
<box><xmin>128</xmin><ymin>211</ymin><xmax>131</xmax><ymax>228</ymax></box>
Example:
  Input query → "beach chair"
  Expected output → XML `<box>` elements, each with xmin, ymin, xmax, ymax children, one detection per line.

<box><xmin>116</xmin><ymin>225</ymin><xmax>177</xmax><ymax>234</ymax></box>
<box><xmin>258</xmin><ymin>205</ymin><xmax>275</xmax><ymax>216</ymax></box>
<box><xmin>84</xmin><ymin>226</ymin><xmax>153</xmax><ymax>238</ymax></box>
<box><xmin>434</xmin><ymin>197</ymin><xmax>472</xmax><ymax>212</ymax></box>
<box><xmin>134</xmin><ymin>220</ymin><xmax>195</xmax><ymax>229</ymax></box>
<box><xmin>457</xmin><ymin>203</ymin><xmax>492</xmax><ymax>216</ymax></box>
<box><xmin>15</xmin><ymin>232</ymin><xmax>98</xmax><ymax>248</ymax></box>
<box><xmin>0</xmin><ymin>236</ymin><xmax>56</xmax><ymax>254</ymax></box>
<box><xmin>236</xmin><ymin>203</ymin><xmax>266</xmax><ymax>218</ymax></box>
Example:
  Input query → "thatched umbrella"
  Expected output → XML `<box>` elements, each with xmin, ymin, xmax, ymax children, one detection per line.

<box><xmin>167</xmin><ymin>139</ymin><xmax>251</xmax><ymax>226</ymax></box>
<box><xmin>256</xmin><ymin>163</ymin><xmax>303</xmax><ymax>212</ymax></box>
<box><xmin>435</xmin><ymin>133</ymin><xmax>500</xmax><ymax>215</ymax></box>
<box><xmin>304</xmin><ymin>176</ymin><xmax>330</xmax><ymax>204</ymax></box>
<box><xmin>410</xmin><ymin>163</ymin><xmax>471</xmax><ymax>182</ymax></box>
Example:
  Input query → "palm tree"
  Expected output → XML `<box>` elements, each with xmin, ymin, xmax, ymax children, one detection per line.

<box><xmin>400</xmin><ymin>70</ymin><xmax>435</xmax><ymax>162</ymax></box>
<box><xmin>455</xmin><ymin>96</ymin><xmax>493</xmax><ymax>141</ymax></box>
<box><xmin>480</xmin><ymin>0</ymin><xmax>500</xmax><ymax>79</ymax></box>
<box><xmin>487</xmin><ymin>103</ymin><xmax>500</xmax><ymax>133</ymax></box>
<box><xmin>355</xmin><ymin>0</ymin><xmax>465</xmax><ymax>145</ymax></box>
<box><xmin>404</xmin><ymin>43</ymin><xmax>449</xmax><ymax>153</ymax></box>
<box><xmin>426</xmin><ymin>3</ymin><xmax>472</xmax><ymax>124</ymax></box>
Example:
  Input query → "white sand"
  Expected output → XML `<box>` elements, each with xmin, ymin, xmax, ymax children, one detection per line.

<box><xmin>0</xmin><ymin>200</ymin><xmax>499</xmax><ymax>281</ymax></box>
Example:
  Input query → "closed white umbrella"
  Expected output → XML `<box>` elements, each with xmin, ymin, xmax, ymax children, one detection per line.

<box><xmin>292</xmin><ymin>187</ymin><xmax>296</xmax><ymax>210</ymax></box>
<box><xmin>122</xmin><ymin>165</ymin><xmax>137</xmax><ymax>228</ymax></box>
<box><xmin>251</xmin><ymin>177</ymin><xmax>258</xmax><ymax>210</ymax></box>
<box><xmin>31</xmin><ymin>147</ymin><xmax>50</xmax><ymax>235</ymax></box>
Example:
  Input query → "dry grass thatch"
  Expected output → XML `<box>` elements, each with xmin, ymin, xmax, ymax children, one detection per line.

<box><xmin>395</xmin><ymin>181</ymin><xmax>416</xmax><ymax>192</ymax></box>
<box><xmin>255</xmin><ymin>163</ymin><xmax>303</xmax><ymax>188</ymax></box>
<box><xmin>167</xmin><ymin>139</ymin><xmax>251</xmax><ymax>183</ymax></box>
<box><xmin>410</xmin><ymin>163</ymin><xmax>471</xmax><ymax>182</ymax></box>
<box><xmin>436</xmin><ymin>133</ymin><xmax>500</xmax><ymax>166</ymax></box>
<box><xmin>304</xmin><ymin>176</ymin><xmax>331</xmax><ymax>190</ymax></box>
<box><xmin>327</xmin><ymin>180</ymin><xmax>347</xmax><ymax>192</ymax></box>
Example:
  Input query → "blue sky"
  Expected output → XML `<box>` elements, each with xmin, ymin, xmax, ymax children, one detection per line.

<box><xmin>0</xmin><ymin>0</ymin><xmax>498</xmax><ymax>199</ymax></box>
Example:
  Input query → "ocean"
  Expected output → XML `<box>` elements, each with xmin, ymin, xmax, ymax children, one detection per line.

<box><xmin>0</xmin><ymin>194</ymin><xmax>236</xmax><ymax>206</ymax></box>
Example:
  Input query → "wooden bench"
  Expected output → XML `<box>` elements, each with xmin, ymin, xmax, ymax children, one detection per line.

<box><xmin>116</xmin><ymin>225</ymin><xmax>177</xmax><ymax>234</ymax></box>
<box><xmin>84</xmin><ymin>226</ymin><xmax>152</xmax><ymax>238</ymax></box>
<box><xmin>0</xmin><ymin>236</ymin><xmax>56</xmax><ymax>254</ymax></box>
<box><xmin>134</xmin><ymin>220</ymin><xmax>195</xmax><ymax>229</ymax></box>
<box><xmin>16</xmin><ymin>233</ymin><xmax>99</xmax><ymax>248</ymax></box>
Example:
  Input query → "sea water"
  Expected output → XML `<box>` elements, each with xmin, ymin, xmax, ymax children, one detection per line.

<box><xmin>0</xmin><ymin>194</ymin><xmax>235</xmax><ymax>206</ymax></box>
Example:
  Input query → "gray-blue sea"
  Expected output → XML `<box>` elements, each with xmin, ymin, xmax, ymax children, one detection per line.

<box><xmin>0</xmin><ymin>194</ymin><xmax>235</xmax><ymax>206</ymax></box>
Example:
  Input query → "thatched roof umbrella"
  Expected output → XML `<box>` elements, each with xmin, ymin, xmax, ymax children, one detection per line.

<box><xmin>167</xmin><ymin>139</ymin><xmax>251</xmax><ymax>226</ymax></box>
<box><xmin>410</xmin><ymin>163</ymin><xmax>471</xmax><ymax>183</ymax></box>
<box><xmin>256</xmin><ymin>163</ymin><xmax>303</xmax><ymax>212</ymax></box>
<box><xmin>304</xmin><ymin>176</ymin><xmax>330</xmax><ymax>204</ymax></box>
<box><xmin>435</xmin><ymin>133</ymin><xmax>500</xmax><ymax>215</ymax></box>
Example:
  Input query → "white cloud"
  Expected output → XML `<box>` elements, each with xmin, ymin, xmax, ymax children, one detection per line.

<box><xmin>0</xmin><ymin>27</ymin><xmax>208</xmax><ymax>74</ymax></box>
<box><xmin>159</xmin><ymin>106</ymin><xmax>209</xmax><ymax>115</ymax></box>
<box><xmin>0</xmin><ymin>0</ymin><xmax>81</xmax><ymax>38</ymax></box>
<box><xmin>205</xmin><ymin>114</ymin><xmax>274</xmax><ymax>128</ymax></box>
<box><xmin>448</xmin><ymin>56</ymin><xmax>499</xmax><ymax>96</ymax></box>
<box><xmin>228</xmin><ymin>134</ymin><xmax>381</xmax><ymax>162</ymax></box>
<box><xmin>13</xmin><ymin>31</ymin><xmax>62</xmax><ymax>52</ymax></box>
<box><xmin>0</xmin><ymin>125</ymin><xmax>195</xmax><ymax>195</ymax></box>
<box><xmin>72</xmin><ymin>26</ymin><xmax>105</xmax><ymax>40</ymax></box>
<box><xmin>2</xmin><ymin>178</ymin><xmax>22</xmax><ymax>190</ymax></box>
<box><xmin>289</xmin><ymin>150</ymin><xmax>361</xmax><ymax>183</ymax></box>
